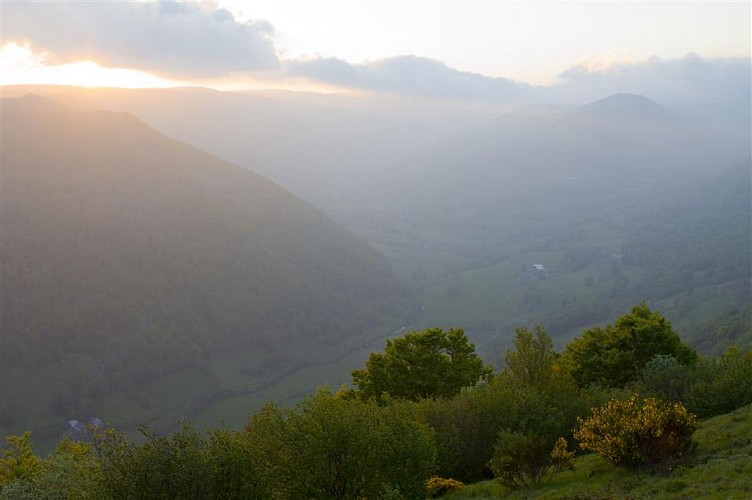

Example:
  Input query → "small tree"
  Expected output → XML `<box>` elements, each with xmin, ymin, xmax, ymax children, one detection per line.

<box><xmin>0</xmin><ymin>432</ymin><xmax>40</xmax><ymax>486</ymax></box>
<box><xmin>352</xmin><ymin>328</ymin><xmax>492</xmax><ymax>401</ymax></box>
<box><xmin>504</xmin><ymin>324</ymin><xmax>558</xmax><ymax>387</ymax></box>
<box><xmin>489</xmin><ymin>433</ymin><xmax>574</xmax><ymax>489</ymax></box>
<box><xmin>573</xmin><ymin>395</ymin><xmax>698</xmax><ymax>470</ymax></box>
<box><xmin>0</xmin><ymin>438</ymin><xmax>106</xmax><ymax>499</ymax></box>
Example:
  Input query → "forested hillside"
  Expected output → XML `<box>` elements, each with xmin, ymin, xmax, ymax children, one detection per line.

<box><xmin>0</xmin><ymin>95</ymin><xmax>414</xmax><ymax>439</ymax></box>
<box><xmin>339</xmin><ymin>94</ymin><xmax>750</xmax><ymax>349</ymax></box>
<box><xmin>1</xmin><ymin>88</ymin><xmax>748</xmax><ymax>449</ymax></box>
<box><xmin>623</xmin><ymin>163</ymin><xmax>751</xmax><ymax>351</ymax></box>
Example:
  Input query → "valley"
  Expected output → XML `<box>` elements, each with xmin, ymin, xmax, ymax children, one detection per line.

<box><xmin>2</xmin><ymin>4</ymin><xmax>750</xmax><ymax>496</ymax></box>
<box><xmin>1</xmin><ymin>85</ymin><xmax>749</xmax><ymax>454</ymax></box>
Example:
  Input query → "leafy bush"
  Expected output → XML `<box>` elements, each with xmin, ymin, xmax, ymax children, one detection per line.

<box><xmin>0</xmin><ymin>432</ymin><xmax>39</xmax><ymax>487</ymax></box>
<box><xmin>488</xmin><ymin>433</ymin><xmax>574</xmax><ymax>489</ymax></box>
<box><xmin>685</xmin><ymin>348</ymin><xmax>752</xmax><ymax>418</ymax></box>
<box><xmin>0</xmin><ymin>437</ymin><xmax>106</xmax><ymax>500</ymax></box>
<box><xmin>574</xmin><ymin>396</ymin><xmax>698</xmax><ymax>470</ymax></box>
<box><xmin>90</xmin><ymin>423</ymin><xmax>269</xmax><ymax>499</ymax></box>
<box><xmin>631</xmin><ymin>354</ymin><xmax>693</xmax><ymax>403</ymax></box>
<box><xmin>245</xmin><ymin>389</ymin><xmax>436</xmax><ymax>499</ymax></box>
<box><xmin>632</xmin><ymin>348</ymin><xmax>752</xmax><ymax>420</ymax></box>
<box><xmin>426</xmin><ymin>476</ymin><xmax>465</xmax><ymax>497</ymax></box>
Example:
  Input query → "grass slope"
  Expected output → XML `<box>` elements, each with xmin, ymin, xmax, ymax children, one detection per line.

<box><xmin>447</xmin><ymin>404</ymin><xmax>752</xmax><ymax>499</ymax></box>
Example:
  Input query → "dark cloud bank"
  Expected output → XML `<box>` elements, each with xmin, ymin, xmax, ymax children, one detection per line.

<box><xmin>2</xmin><ymin>0</ymin><xmax>279</xmax><ymax>77</ymax></box>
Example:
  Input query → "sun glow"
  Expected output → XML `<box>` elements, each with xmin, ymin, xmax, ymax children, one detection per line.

<box><xmin>0</xmin><ymin>43</ymin><xmax>186</xmax><ymax>89</ymax></box>
<box><xmin>0</xmin><ymin>43</ymin><xmax>352</xmax><ymax>94</ymax></box>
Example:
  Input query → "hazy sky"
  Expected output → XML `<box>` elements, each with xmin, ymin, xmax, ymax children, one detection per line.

<box><xmin>223</xmin><ymin>1</ymin><xmax>750</xmax><ymax>83</ymax></box>
<box><xmin>1</xmin><ymin>0</ymin><xmax>750</xmax><ymax>96</ymax></box>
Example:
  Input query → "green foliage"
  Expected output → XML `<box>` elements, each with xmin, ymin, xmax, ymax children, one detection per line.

<box><xmin>0</xmin><ymin>439</ymin><xmax>106</xmax><ymax>500</ymax></box>
<box><xmin>93</xmin><ymin>424</ymin><xmax>205</xmax><ymax>499</ymax></box>
<box><xmin>623</xmin><ymin>163</ymin><xmax>751</xmax><ymax>306</ymax></box>
<box><xmin>244</xmin><ymin>389</ymin><xmax>436</xmax><ymax>498</ymax></box>
<box><xmin>633</xmin><ymin>348</ymin><xmax>752</xmax><ymax>419</ymax></box>
<box><xmin>503</xmin><ymin>324</ymin><xmax>558</xmax><ymax>387</ymax></box>
<box><xmin>574</xmin><ymin>396</ymin><xmax>698</xmax><ymax>470</ymax></box>
<box><xmin>0</xmin><ymin>432</ymin><xmax>39</xmax><ymax>487</ymax></box>
<box><xmin>488</xmin><ymin>433</ymin><xmax>574</xmax><ymax>489</ymax></box>
<box><xmin>449</xmin><ymin>404</ymin><xmax>752</xmax><ymax>499</ymax></box>
<box><xmin>684</xmin><ymin>347</ymin><xmax>752</xmax><ymax>418</ymax></box>
<box><xmin>564</xmin><ymin>302</ymin><xmax>697</xmax><ymax>388</ymax></box>
<box><xmin>352</xmin><ymin>328</ymin><xmax>492</xmax><ymax>401</ymax></box>
<box><xmin>415</xmin><ymin>381</ymin><xmax>512</xmax><ymax>483</ymax></box>
<box><xmin>203</xmin><ymin>427</ymin><xmax>268</xmax><ymax>499</ymax></box>
<box><xmin>415</xmin><ymin>370</ymin><xmax>603</xmax><ymax>484</ymax></box>
<box><xmin>426</xmin><ymin>476</ymin><xmax>466</xmax><ymax>497</ymax></box>
<box><xmin>632</xmin><ymin>354</ymin><xmax>693</xmax><ymax>403</ymax></box>
<box><xmin>412</xmin><ymin>321</ymin><xmax>621</xmax><ymax>484</ymax></box>
<box><xmin>90</xmin><ymin>423</ymin><xmax>269</xmax><ymax>499</ymax></box>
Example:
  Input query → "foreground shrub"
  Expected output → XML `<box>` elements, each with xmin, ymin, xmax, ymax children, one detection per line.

<box><xmin>574</xmin><ymin>396</ymin><xmax>698</xmax><ymax>470</ymax></box>
<box><xmin>0</xmin><ymin>432</ymin><xmax>39</xmax><ymax>487</ymax></box>
<box><xmin>685</xmin><ymin>348</ymin><xmax>752</xmax><ymax>418</ymax></box>
<box><xmin>632</xmin><ymin>354</ymin><xmax>693</xmax><ymax>403</ymax></box>
<box><xmin>488</xmin><ymin>433</ymin><xmax>574</xmax><ymax>489</ymax></box>
<box><xmin>90</xmin><ymin>423</ymin><xmax>269</xmax><ymax>499</ymax></box>
<box><xmin>245</xmin><ymin>388</ymin><xmax>436</xmax><ymax>499</ymax></box>
<box><xmin>426</xmin><ymin>476</ymin><xmax>465</xmax><ymax>497</ymax></box>
<box><xmin>0</xmin><ymin>436</ymin><xmax>106</xmax><ymax>500</ymax></box>
<box><xmin>631</xmin><ymin>348</ymin><xmax>752</xmax><ymax>421</ymax></box>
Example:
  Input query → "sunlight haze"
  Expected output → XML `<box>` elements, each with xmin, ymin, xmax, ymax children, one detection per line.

<box><xmin>1</xmin><ymin>1</ymin><xmax>749</xmax><ymax>89</ymax></box>
<box><xmin>1</xmin><ymin>1</ymin><xmax>750</xmax><ymax>494</ymax></box>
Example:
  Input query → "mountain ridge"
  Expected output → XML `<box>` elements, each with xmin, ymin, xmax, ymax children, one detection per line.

<box><xmin>1</xmin><ymin>94</ymin><xmax>414</xmax><ymax>429</ymax></box>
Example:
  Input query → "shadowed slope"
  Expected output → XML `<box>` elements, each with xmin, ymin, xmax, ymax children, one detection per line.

<box><xmin>1</xmin><ymin>95</ymin><xmax>413</xmax><ymax>416</ymax></box>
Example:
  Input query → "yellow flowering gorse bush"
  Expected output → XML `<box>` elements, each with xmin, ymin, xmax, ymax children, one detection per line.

<box><xmin>574</xmin><ymin>395</ymin><xmax>698</xmax><ymax>469</ymax></box>
<box><xmin>426</xmin><ymin>476</ymin><xmax>465</xmax><ymax>497</ymax></box>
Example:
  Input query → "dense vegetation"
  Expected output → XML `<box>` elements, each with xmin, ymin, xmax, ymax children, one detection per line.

<box><xmin>2</xmin><ymin>304</ymin><xmax>750</xmax><ymax>498</ymax></box>
<box><xmin>563</xmin><ymin>302</ymin><xmax>697</xmax><ymax>388</ymax></box>
<box><xmin>448</xmin><ymin>403</ymin><xmax>752</xmax><ymax>499</ymax></box>
<box><xmin>350</xmin><ymin>328</ymin><xmax>492</xmax><ymax>401</ymax></box>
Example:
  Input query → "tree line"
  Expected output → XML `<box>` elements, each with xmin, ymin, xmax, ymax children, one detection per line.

<box><xmin>1</xmin><ymin>303</ymin><xmax>750</xmax><ymax>498</ymax></box>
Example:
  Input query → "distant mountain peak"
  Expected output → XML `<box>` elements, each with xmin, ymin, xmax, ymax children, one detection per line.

<box><xmin>3</xmin><ymin>93</ymin><xmax>70</xmax><ymax>112</ymax></box>
<box><xmin>576</xmin><ymin>93</ymin><xmax>676</xmax><ymax>118</ymax></box>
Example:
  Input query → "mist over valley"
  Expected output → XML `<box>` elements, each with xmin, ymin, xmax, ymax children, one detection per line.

<box><xmin>0</xmin><ymin>4</ymin><xmax>750</xmax><ymax>494</ymax></box>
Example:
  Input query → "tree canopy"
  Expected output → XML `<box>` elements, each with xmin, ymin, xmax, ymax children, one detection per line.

<box><xmin>563</xmin><ymin>302</ymin><xmax>697</xmax><ymax>388</ymax></box>
<box><xmin>351</xmin><ymin>327</ymin><xmax>492</xmax><ymax>401</ymax></box>
<box><xmin>503</xmin><ymin>324</ymin><xmax>558</xmax><ymax>387</ymax></box>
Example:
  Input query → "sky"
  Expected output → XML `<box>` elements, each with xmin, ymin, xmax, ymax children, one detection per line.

<box><xmin>1</xmin><ymin>0</ymin><xmax>750</xmax><ymax>100</ymax></box>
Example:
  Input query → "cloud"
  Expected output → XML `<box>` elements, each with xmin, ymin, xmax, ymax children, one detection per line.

<box><xmin>1</xmin><ymin>0</ymin><xmax>279</xmax><ymax>78</ymax></box>
<box><xmin>547</xmin><ymin>54</ymin><xmax>751</xmax><ymax>106</ymax></box>
<box><xmin>286</xmin><ymin>55</ymin><xmax>531</xmax><ymax>102</ymax></box>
